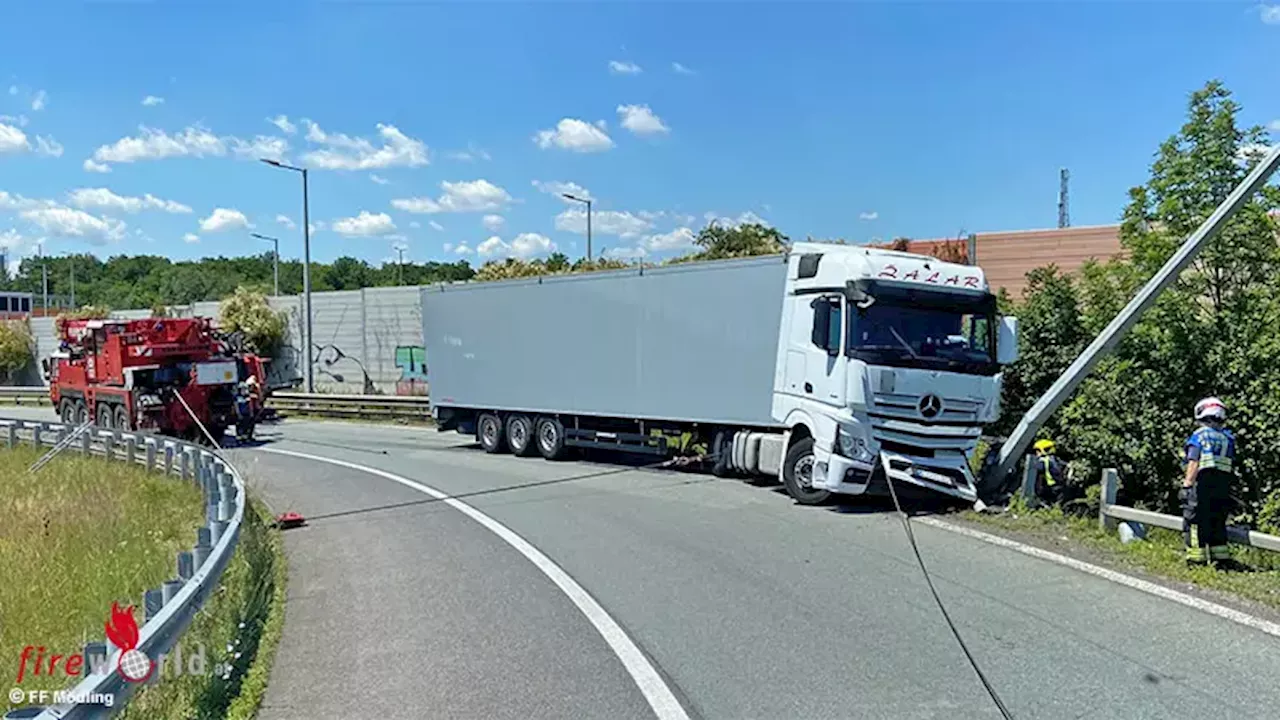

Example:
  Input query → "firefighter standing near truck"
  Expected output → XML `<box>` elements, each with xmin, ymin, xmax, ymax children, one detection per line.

<box><xmin>1182</xmin><ymin>397</ymin><xmax>1236</xmax><ymax>565</ymax></box>
<box><xmin>1032</xmin><ymin>439</ymin><xmax>1068</xmax><ymax>506</ymax></box>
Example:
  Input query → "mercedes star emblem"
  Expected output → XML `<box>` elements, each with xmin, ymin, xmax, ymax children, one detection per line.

<box><xmin>918</xmin><ymin>394</ymin><xmax>943</xmax><ymax>419</ymax></box>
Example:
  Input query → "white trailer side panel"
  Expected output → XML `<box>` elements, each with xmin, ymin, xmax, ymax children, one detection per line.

<box><xmin>422</xmin><ymin>255</ymin><xmax>789</xmax><ymax>427</ymax></box>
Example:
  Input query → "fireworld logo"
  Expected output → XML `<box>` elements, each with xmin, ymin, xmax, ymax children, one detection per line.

<box><xmin>104</xmin><ymin>602</ymin><xmax>153</xmax><ymax>682</ymax></box>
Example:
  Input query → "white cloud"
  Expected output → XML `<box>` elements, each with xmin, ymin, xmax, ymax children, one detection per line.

<box><xmin>276</xmin><ymin>214</ymin><xmax>296</xmax><ymax>229</ymax></box>
<box><xmin>21</xmin><ymin>206</ymin><xmax>126</xmax><ymax>243</ymax></box>
<box><xmin>446</xmin><ymin>145</ymin><xmax>492</xmax><ymax>162</ymax></box>
<box><xmin>0</xmin><ymin>191</ymin><xmax>46</xmax><ymax>211</ymax></box>
<box><xmin>1261</xmin><ymin>5</ymin><xmax>1280</xmax><ymax>24</ymax></box>
<box><xmin>604</xmin><ymin>246</ymin><xmax>647</xmax><ymax>260</ymax></box>
<box><xmin>82</xmin><ymin>159</ymin><xmax>111</xmax><ymax>173</ymax></box>
<box><xmin>0</xmin><ymin>123</ymin><xmax>27</xmax><ymax>153</ymax></box>
<box><xmin>534</xmin><ymin>118</ymin><xmax>614</xmax><ymax>152</ymax></box>
<box><xmin>609</xmin><ymin>60</ymin><xmax>643</xmax><ymax>75</ymax></box>
<box><xmin>92</xmin><ymin>125</ymin><xmax>227</xmax><ymax>164</ymax></box>
<box><xmin>672</xmin><ymin>62</ymin><xmax>695</xmax><ymax>75</ymax></box>
<box><xmin>555</xmin><ymin>208</ymin><xmax>652</xmax><ymax>238</ymax></box>
<box><xmin>268</xmin><ymin>115</ymin><xmax>297</xmax><ymax>135</ymax></box>
<box><xmin>300</xmin><ymin>120</ymin><xmax>428</xmax><ymax>171</ymax></box>
<box><xmin>859</xmin><ymin>211</ymin><xmax>879</xmax><ymax>221</ymax></box>
<box><xmin>331</xmin><ymin>210</ymin><xmax>397</xmax><ymax>237</ymax></box>
<box><xmin>0</xmin><ymin>228</ymin><xmax>23</xmax><ymax>250</ymax></box>
<box><xmin>482</xmin><ymin>214</ymin><xmax>505</xmax><ymax>231</ymax></box>
<box><xmin>532</xmin><ymin>180</ymin><xmax>594</xmax><ymax>202</ymax></box>
<box><xmin>644</xmin><ymin>226</ymin><xmax>696</xmax><ymax>251</ymax></box>
<box><xmin>447</xmin><ymin>242</ymin><xmax>473</xmax><ymax>255</ymax></box>
<box><xmin>69</xmin><ymin>188</ymin><xmax>192</xmax><ymax>214</ymax></box>
<box><xmin>183</xmin><ymin>233</ymin><xmax>199</xmax><ymax>244</ymax></box>
<box><xmin>705</xmin><ymin>210</ymin><xmax>771</xmax><ymax>229</ymax></box>
<box><xmin>617</xmin><ymin>104</ymin><xmax>669</xmax><ymax>136</ymax></box>
<box><xmin>200</xmin><ymin>208</ymin><xmax>251</xmax><ymax>233</ymax></box>
<box><xmin>0</xmin><ymin>114</ymin><xmax>27</xmax><ymax>127</ymax></box>
<box><xmin>31</xmin><ymin>90</ymin><xmax>47</xmax><ymax>111</ymax></box>
<box><xmin>231</xmin><ymin>135</ymin><xmax>289</xmax><ymax>162</ymax></box>
<box><xmin>33</xmin><ymin>136</ymin><xmax>63</xmax><ymax>157</ymax></box>
<box><xmin>476</xmin><ymin>232</ymin><xmax>556</xmax><ymax>259</ymax></box>
<box><xmin>391</xmin><ymin>179</ymin><xmax>512</xmax><ymax>214</ymax></box>
<box><xmin>142</xmin><ymin>95</ymin><xmax>165</xmax><ymax>107</ymax></box>
<box><xmin>477</xmin><ymin>236</ymin><xmax>506</xmax><ymax>257</ymax></box>
<box><xmin>428</xmin><ymin>220</ymin><xmax>444</xmax><ymax>231</ymax></box>
<box><xmin>370</xmin><ymin>174</ymin><xmax>389</xmax><ymax>185</ymax></box>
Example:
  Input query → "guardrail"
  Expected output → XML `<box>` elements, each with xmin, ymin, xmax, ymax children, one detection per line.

<box><xmin>0</xmin><ymin>386</ymin><xmax>50</xmax><ymax>405</ymax></box>
<box><xmin>1097</xmin><ymin>467</ymin><xmax>1280</xmax><ymax>553</ymax></box>
<box><xmin>0</xmin><ymin>417</ymin><xmax>246</xmax><ymax>719</ymax></box>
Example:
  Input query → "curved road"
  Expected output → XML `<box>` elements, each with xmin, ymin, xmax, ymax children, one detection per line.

<box><xmin>7</xmin><ymin>407</ymin><xmax>1280</xmax><ymax>718</ymax></box>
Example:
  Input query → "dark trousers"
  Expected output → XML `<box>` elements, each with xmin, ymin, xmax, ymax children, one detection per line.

<box><xmin>1182</xmin><ymin>470</ymin><xmax>1232</xmax><ymax>563</ymax></box>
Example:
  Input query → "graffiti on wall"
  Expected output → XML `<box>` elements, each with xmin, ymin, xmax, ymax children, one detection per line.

<box><xmin>316</xmin><ymin>343</ymin><xmax>376</xmax><ymax>395</ymax></box>
<box><xmin>395</xmin><ymin>345</ymin><xmax>428</xmax><ymax>396</ymax></box>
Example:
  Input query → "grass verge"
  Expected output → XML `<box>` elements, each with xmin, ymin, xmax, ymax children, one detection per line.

<box><xmin>957</xmin><ymin>501</ymin><xmax>1280</xmax><ymax>612</ymax></box>
<box><xmin>0</xmin><ymin>445</ymin><xmax>204</xmax><ymax>697</ymax></box>
<box><xmin>118</xmin><ymin>497</ymin><xmax>287</xmax><ymax>720</ymax></box>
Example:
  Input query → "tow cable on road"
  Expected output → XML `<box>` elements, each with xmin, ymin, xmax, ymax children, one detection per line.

<box><xmin>880</xmin><ymin>453</ymin><xmax>1015</xmax><ymax>720</ymax></box>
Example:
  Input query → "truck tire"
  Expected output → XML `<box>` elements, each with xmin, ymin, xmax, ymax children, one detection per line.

<box><xmin>73</xmin><ymin>400</ymin><xmax>88</xmax><ymax>426</ymax></box>
<box><xmin>506</xmin><ymin>414</ymin><xmax>537</xmax><ymax>457</ymax></box>
<box><xmin>782</xmin><ymin>437</ymin><xmax>830</xmax><ymax>505</ymax></box>
<box><xmin>96</xmin><ymin>403</ymin><xmax>114</xmax><ymax>429</ymax></box>
<box><xmin>534</xmin><ymin>416</ymin><xmax>568</xmax><ymax>461</ymax></box>
<box><xmin>478</xmin><ymin>413</ymin><xmax>507</xmax><ymax>454</ymax></box>
<box><xmin>114</xmin><ymin>405</ymin><xmax>132</xmax><ymax>431</ymax></box>
<box><xmin>58</xmin><ymin>399</ymin><xmax>74</xmax><ymax>424</ymax></box>
<box><xmin>711</xmin><ymin>430</ymin><xmax>734</xmax><ymax>478</ymax></box>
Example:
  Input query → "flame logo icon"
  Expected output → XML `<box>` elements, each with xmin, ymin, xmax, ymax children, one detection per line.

<box><xmin>104</xmin><ymin>602</ymin><xmax>153</xmax><ymax>683</ymax></box>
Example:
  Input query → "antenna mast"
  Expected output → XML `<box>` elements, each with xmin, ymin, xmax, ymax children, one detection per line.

<box><xmin>1057</xmin><ymin>168</ymin><xmax>1070</xmax><ymax>229</ymax></box>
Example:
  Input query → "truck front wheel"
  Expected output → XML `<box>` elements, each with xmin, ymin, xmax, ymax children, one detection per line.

<box><xmin>506</xmin><ymin>414</ymin><xmax>537</xmax><ymax>457</ymax></box>
<box><xmin>478</xmin><ymin>413</ymin><xmax>508</xmax><ymax>454</ymax></box>
<box><xmin>782</xmin><ymin>437</ymin><xmax>830</xmax><ymax>505</ymax></box>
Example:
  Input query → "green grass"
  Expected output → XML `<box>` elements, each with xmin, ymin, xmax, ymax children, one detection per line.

<box><xmin>959</xmin><ymin>501</ymin><xmax>1280</xmax><ymax>611</ymax></box>
<box><xmin>118</xmin><ymin>498</ymin><xmax>286</xmax><ymax>720</ymax></box>
<box><xmin>0</xmin><ymin>445</ymin><xmax>204</xmax><ymax>695</ymax></box>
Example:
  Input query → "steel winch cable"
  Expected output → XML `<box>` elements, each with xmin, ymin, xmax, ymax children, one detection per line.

<box><xmin>878</xmin><ymin>453</ymin><xmax>1015</xmax><ymax>720</ymax></box>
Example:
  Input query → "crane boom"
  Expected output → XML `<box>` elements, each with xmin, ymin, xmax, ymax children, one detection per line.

<box><xmin>982</xmin><ymin>144</ymin><xmax>1280</xmax><ymax>494</ymax></box>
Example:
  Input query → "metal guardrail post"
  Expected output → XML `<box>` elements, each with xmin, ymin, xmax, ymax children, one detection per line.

<box><xmin>180</xmin><ymin>449</ymin><xmax>191</xmax><ymax>481</ymax></box>
<box><xmin>79</xmin><ymin>431</ymin><xmax>90</xmax><ymax>456</ymax></box>
<box><xmin>1100</xmin><ymin>468</ymin><xmax>1119</xmax><ymax>532</ymax></box>
<box><xmin>82</xmin><ymin>643</ymin><xmax>106</xmax><ymax>678</ymax></box>
<box><xmin>6</xmin><ymin>424</ymin><xmax>15</xmax><ymax>449</ymax></box>
<box><xmin>125</xmin><ymin>436</ymin><xmax>137</xmax><ymax>465</ymax></box>
<box><xmin>145</xmin><ymin>440</ymin><xmax>157</xmax><ymax>472</ymax></box>
<box><xmin>161</xmin><ymin>579</ymin><xmax>183</xmax><ymax>606</ymax></box>
<box><xmin>177</xmin><ymin>550</ymin><xmax>194</xmax><ymax>581</ymax></box>
<box><xmin>32</xmin><ymin>424</ymin><xmax>42</xmax><ymax>447</ymax></box>
<box><xmin>143</xmin><ymin>588</ymin><xmax>164</xmax><ymax>623</ymax></box>
<box><xmin>164</xmin><ymin>445</ymin><xmax>174</xmax><ymax>476</ymax></box>
<box><xmin>1020</xmin><ymin>453</ymin><xmax>1037</xmax><ymax>503</ymax></box>
<box><xmin>103</xmin><ymin>433</ymin><xmax>115</xmax><ymax>461</ymax></box>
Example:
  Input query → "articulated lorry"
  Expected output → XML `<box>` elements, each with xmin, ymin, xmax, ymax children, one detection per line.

<box><xmin>424</xmin><ymin>242</ymin><xmax>1019</xmax><ymax>504</ymax></box>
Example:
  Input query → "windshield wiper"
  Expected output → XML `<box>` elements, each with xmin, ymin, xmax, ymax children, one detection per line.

<box><xmin>888</xmin><ymin>326</ymin><xmax>920</xmax><ymax>359</ymax></box>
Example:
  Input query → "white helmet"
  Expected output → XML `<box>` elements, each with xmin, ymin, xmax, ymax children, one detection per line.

<box><xmin>1194</xmin><ymin>397</ymin><xmax>1226</xmax><ymax>422</ymax></box>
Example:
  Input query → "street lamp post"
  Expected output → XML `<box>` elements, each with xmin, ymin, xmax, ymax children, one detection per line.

<box><xmin>251</xmin><ymin>233</ymin><xmax>281</xmax><ymax>297</ymax></box>
<box><xmin>261</xmin><ymin>158</ymin><xmax>314</xmax><ymax>393</ymax></box>
<box><xmin>395</xmin><ymin>246</ymin><xmax>406</xmax><ymax>286</ymax></box>
<box><xmin>562</xmin><ymin>193</ymin><xmax>593</xmax><ymax>261</ymax></box>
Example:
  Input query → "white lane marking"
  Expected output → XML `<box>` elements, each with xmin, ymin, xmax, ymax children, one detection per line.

<box><xmin>260</xmin><ymin>447</ymin><xmax>691</xmax><ymax>720</ymax></box>
<box><xmin>917</xmin><ymin>516</ymin><xmax>1280</xmax><ymax>640</ymax></box>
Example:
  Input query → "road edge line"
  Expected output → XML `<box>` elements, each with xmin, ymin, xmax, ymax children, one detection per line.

<box><xmin>916</xmin><ymin>516</ymin><xmax>1280</xmax><ymax>640</ymax></box>
<box><xmin>258</xmin><ymin>447</ymin><xmax>691</xmax><ymax>720</ymax></box>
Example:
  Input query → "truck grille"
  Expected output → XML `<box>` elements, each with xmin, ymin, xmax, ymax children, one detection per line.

<box><xmin>871</xmin><ymin>392</ymin><xmax>981</xmax><ymax>424</ymax></box>
<box><xmin>868</xmin><ymin>414</ymin><xmax>982</xmax><ymax>459</ymax></box>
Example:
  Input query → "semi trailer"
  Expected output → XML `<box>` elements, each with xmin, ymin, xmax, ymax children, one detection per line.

<box><xmin>424</xmin><ymin>242</ymin><xmax>1019</xmax><ymax>504</ymax></box>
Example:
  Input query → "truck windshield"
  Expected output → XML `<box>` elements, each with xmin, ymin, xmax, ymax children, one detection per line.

<box><xmin>847</xmin><ymin>303</ymin><xmax>996</xmax><ymax>374</ymax></box>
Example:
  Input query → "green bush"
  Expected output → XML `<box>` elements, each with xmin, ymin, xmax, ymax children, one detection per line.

<box><xmin>219</xmin><ymin>287</ymin><xmax>287</xmax><ymax>356</ymax></box>
<box><xmin>0</xmin><ymin>319</ymin><xmax>33</xmax><ymax>381</ymax></box>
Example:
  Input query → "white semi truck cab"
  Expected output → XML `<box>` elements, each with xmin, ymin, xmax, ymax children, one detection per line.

<box><xmin>760</xmin><ymin>242</ymin><xmax>1018</xmax><ymax>504</ymax></box>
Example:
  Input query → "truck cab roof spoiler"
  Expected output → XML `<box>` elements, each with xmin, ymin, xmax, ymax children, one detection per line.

<box><xmin>846</xmin><ymin>279</ymin><xmax>997</xmax><ymax>313</ymax></box>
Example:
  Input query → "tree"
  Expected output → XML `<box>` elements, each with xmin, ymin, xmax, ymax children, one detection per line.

<box><xmin>0</xmin><ymin>320</ymin><xmax>33</xmax><ymax>383</ymax></box>
<box><xmin>668</xmin><ymin>222</ymin><xmax>790</xmax><ymax>264</ymax></box>
<box><xmin>219</xmin><ymin>287</ymin><xmax>287</xmax><ymax>355</ymax></box>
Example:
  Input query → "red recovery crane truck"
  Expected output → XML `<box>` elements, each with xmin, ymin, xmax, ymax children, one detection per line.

<box><xmin>45</xmin><ymin>317</ymin><xmax>268</xmax><ymax>443</ymax></box>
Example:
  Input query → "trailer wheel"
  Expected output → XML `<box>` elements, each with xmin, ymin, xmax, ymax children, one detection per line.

<box><xmin>478</xmin><ymin>413</ymin><xmax>507</xmax><ymax>454</ymax></box>
<box><xmin>96</xmin><ymin>403</ymin><xmax>114</xmax><ymax>429</ymax></box>
<box><xmin>73</xmin><ymin>400</ymin><xmax>88</xmax><ymax>426</ymax></box>
<box><xmin>534</xmin><ymin>416</ymin><xmax>568</xmax><ymax>461</ymax></box>
<box><xmin>782</xmin><ymin>437</ymin><xmax>830</xmax><ymax>505</ymax></box>
<box><xmin>506</xmin><ymin>414</ymin><xmax>537</xmax><ymax>457</ymax></box>
<box><xmin>58</xmin><ymin>399</ymin><xmax>74</xmax><ymax>424</ymax></box>
<box><xmin>114</xmin><ymin>405</ymin><xmax>132</xmax><ymax>431</ymax></box>
<box><xmin>711</xmin><ymin>430</ymin><xmax>734</xmax><ymax>478</ymax></box>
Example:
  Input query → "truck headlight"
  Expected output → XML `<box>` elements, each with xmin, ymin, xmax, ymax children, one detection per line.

<box><xmin>836</xmin><ymin>425</ymin><xmax>873</xmax><ymax>462</ymax></box>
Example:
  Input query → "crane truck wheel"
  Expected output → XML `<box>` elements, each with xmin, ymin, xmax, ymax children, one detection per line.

<box><xmin>58</xmin><ymin>399</ymin><xmax>74</xmax><ymax>424</ymax></box>
<box><xmin>478</xmin><ymin>413</ymin><xmax>508</xmax><ymax>454</ymax></box>
<box><xmin>114</xmin><ymin>405</ymin><xmax>131</xmax><ymax>431</ymax></box>
<box><xmin>96</xmin><ymin>403</ymin><xmax>114</xmax><ymax>429</ymax></box>
<box><xmin>534</xmin><ymin>416</ymin><xmax>568</xmax><ymax>461</ymax></box>
<box><xmin>505</xmin><ymin>414</ymin><xmax>537</xmax><ymax>457</ymax></box>
<box><xmin>782</xmin><ymin>437</ymin><xmax>830</xmax><ymax>506</ymax></box>
<box><xmin>73</xmin><ymin>400</ymin><xmax>88</xmax><ymax>426</ymax></box>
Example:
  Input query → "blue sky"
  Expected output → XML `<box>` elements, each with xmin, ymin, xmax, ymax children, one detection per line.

<box><xmin>4</xmin><ymin>1</ymin><xmax>1280</xmax><ymax>272</ymax></box>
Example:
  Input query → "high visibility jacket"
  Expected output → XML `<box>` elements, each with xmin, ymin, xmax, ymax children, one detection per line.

<box><xmin>1186</xmin><ymin>426</ymin><xmax>1235</xmax><ymax>476</ymax></box>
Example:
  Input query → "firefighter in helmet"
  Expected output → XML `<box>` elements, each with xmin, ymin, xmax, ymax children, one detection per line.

<box><xmin>1182</xmin><ymin>397</ymin><xmax>1236</xmax><ymax>565</ymax></box>
<box><xmin>1033</xmin><ymin>438</ymin><xmax>1067</xmax><ymax>506</ymax></box>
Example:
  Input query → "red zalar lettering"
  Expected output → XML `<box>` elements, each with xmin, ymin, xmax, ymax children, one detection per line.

<box><xmin>878</xmin><ymin>265</ymin><xmax>899</xmax><ymax>279</ymax></box>
<box><xmin>944</xmin><ymin>275</ymin><xmax>960</xmax><ymax>285</ymax></box>
<box><xmin>925</xmin><ymin>272</ymin><xmax>940</xmax><ymax>284</ymax></box>
<box><xmin>963</xmin><ymin>276</ymin><xmax>979</xmax><ymax>288</ymax></box>
<box><xmin>903</xmin><ymin>269</ymin><xmax>920</xmax><ymax>281</ymax></box>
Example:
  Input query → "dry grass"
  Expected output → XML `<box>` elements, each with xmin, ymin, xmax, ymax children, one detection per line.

<box><xmin>0</xmin><ymin>445</ymin><xmax>203</xmax><ymax>696</ymax></box>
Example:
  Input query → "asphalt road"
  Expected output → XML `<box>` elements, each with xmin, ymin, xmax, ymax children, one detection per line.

<box><xmin>6</xmin><ymin>406</ymin><xmax>1280</xmax><ymax>719</ymax></box>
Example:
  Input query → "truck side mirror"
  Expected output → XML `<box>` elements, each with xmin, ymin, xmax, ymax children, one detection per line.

<box><xmin>810</xmin><ymin>298</ymin><xmax>831</xmax><ymax>349</ymax></box>
<box><xmin>997</xmin><ymin>316</ymin><xmax>1019</xmax><ymax>365</ymax></box>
